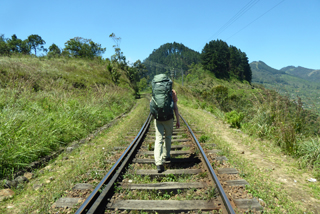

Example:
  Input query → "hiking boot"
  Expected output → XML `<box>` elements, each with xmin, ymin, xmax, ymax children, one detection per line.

<box><xmin>156</xmin><ymin>165</ymin><xmax>164</xmax><ymax>173</ymax></box>
<box><xmin>164</xmin><ymin>157</ymin><xmax>171</xmax><ymax>162</ymax></box>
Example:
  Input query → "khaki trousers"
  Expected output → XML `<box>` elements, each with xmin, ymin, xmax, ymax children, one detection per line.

<box><xmin>154</xmin><ymin>118</ymin><xmax>173</xmax><ymax>166</ymax></box>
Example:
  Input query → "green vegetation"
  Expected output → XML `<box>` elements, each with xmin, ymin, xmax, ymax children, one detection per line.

<box><xmin>0</xmin><ymin>55</ymin><xmax>137</xmax><ymax>179</ymax></box>
<box><xmin>199</xmin><ymin>135</ymin><xmax>209</xmax><ymax>143</ymax></box>
<box><xmin>179</xmin><ymin>104</ymin><xmax>319</xmax><ymax>213</ymax></box>
<box><xmin>251</xmin><ymin>61</ymin><xmax>320</xmax><ymax>113</ymax></box>
<box><xmin>224</xmin><ymin>110</ymin><xmax>244</xmax><ymax>128</ymax></box>
<box><xmin>64</xmin><ymin>37</ymin><xmax>106</xmax><ymax>58</ymax></box>
<box><xmin>281</xmin><ymin>65</ymin><xmax>320</xmax><ymax>82</ymax></box>
<box><xmin>27</xmin><ymin>34</ymin><xmax>46</xmax><ymax>55</ymax></box>
<box><xmin>143</xmin><ymin>40</ymin><xmax>252</xmax><ymax>85</ymax></box>
<box><xmin>175</xmin><ymin>65</ymin><xmax>320</xmax><ymax>174</ymax></box>
<box><xmin>201</xmin><ymin>40</ymin><xmax>251</xmax><ymax>82</ymax></box>
<box><xmin>0</xmin><ymin>98</ymin><xmax>149</xmax><ymax>213</ymax></box>
<box><xmin>143</xmin><ymin>42</ymin><xmax>201</xmax><ymax>80</ymax></box>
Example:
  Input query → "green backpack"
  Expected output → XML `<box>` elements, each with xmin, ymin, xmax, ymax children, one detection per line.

<box><xmin>150</xmin><ymin>74</ymin><xmax>174</xmax><ymax>121</ymax></box>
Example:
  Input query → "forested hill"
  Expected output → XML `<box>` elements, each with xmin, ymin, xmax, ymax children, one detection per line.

<box><xmin>250</xmin><ymin>61</ymin><xmax>287</xmax><ymax>84</ymax></box>
<box><xmin>143</xmin><ymin>40</ymin><xmax>252</xmax><ymax>84</ymax></box>
<box><xmin>281</xmin><ymin>66</ymin><xmax>320</xmax><ymax>82</ymax></box>
<box><xmin>143</xmin><ymin>42</ymin><xmax>201</xmax><ymax>78</ymax></box>
<box><xmin>250</xmin><ymin>61</ymin><xmax>320</xmax><ymax>113</ymax></box>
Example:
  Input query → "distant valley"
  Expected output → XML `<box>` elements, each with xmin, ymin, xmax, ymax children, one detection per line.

<box><xmin>250</xmin><ymin>61</ymin><xmax>320</xmax><ymax>113</ymax></box>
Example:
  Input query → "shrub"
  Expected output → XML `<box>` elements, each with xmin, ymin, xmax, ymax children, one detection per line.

<box><xmin>225</xmin><ymin>110</ymin><xmax>244</xmax><ymax>128</ymax></box>
<box><xmin>296</xmin><ymin>138</ymin><xmax>320</xmax><ymax>169</ymax></box>
<box><xmin>199</xmin><ymin>135</ymin><xmax>209</xmax><ymax>143</ymax></box>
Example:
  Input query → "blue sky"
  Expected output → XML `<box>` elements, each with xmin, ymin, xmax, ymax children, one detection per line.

<box><xmin>1</xmin><ymin>0</ymin><xmax>319</xmax><ymax>70</ymax></box>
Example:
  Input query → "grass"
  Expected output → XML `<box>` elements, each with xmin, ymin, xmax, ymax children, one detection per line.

<box><xmin>178</xmin><ymin>102</ymin><xmax>320</xmax><ymax>213</ymax></box>
<box><xmin>0</xmin><ymin>55</ymin><xmax>136</xmax><ymax>179</ymax></box>
<box><xmin>175</xmin><ymin>67</ymin><xmax>320</xmax><ymax>175</ymax></box>
<box><xmin>0</xmin><ymin>97</ymin><xmax>149</xmax><ymax>214</ymax></box>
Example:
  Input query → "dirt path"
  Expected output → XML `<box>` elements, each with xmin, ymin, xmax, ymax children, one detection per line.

<box><xmin>180</xmin><ymin>105</ymin><xmax>320</xmax><ymax>213</ymax></box>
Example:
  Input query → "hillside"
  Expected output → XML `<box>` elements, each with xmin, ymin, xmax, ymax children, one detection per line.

<box><xmin>281</xmin><ymin>65</ymin><xmax>320</xmax><ymax>82</ymax></box>
<box><xmin>1</xmin><ymin>50</ymin><xmax>320</xmax><ymax>214</ymax></box>
<box><xmin>0</xmin><ymin>55</ymin><xmax>136</xmax><ymax>179</ymax></box>
<box><xmin>250</xmin><ymin>61</ymin><xmax>286</xmax><ymax>84</ymax></box>
<box><xmin>175</xmin><ymin>63</ymin><xmax>320</xmax><ymax>170</ymax></box>
<box><xmin>250</xmin><ymin>61</ymin><xmax>320</xmax><ymax>113</ymax></box>
<box><xmin>143</xmin><ymin>42</ymin><xmax>201</xmax><ymax>80</ymax></box>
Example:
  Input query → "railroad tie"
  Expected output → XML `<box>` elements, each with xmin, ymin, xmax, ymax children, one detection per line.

<box><xmin>134</xmin><ymin>169</ymin><xmax>203</xmax><ymax>178</ymax></box>
<box><xmin>217</xmin><ymin>168</ymin><xmax>239</xmax><ymax>174</ymax></box>
<box><xmin>132</xmin><ymin>157</ymin><xmax>201</xmax><ymax>164</ymax></box>
<box><xmin>226</xmin><ymin>179</ymin><xmax>249</xmax><ymax>187</ymax></box>
<box><xmin>53</xmin><ymin>198</ymin><xmax>84</xmax><ymax>208</ymax></box>
<box><xmin>138</xmin><ymin>150</ymin><xmax>190</xmax><ymax>155</ymax></box>
<box><xmin>107</xmin><ymin>200</ymin><xmax>219</xmax><ymax>212</ymax></box>
<box><xmin>121</xmin><ymin>181</ymin><xmax>206</xmax><ymax>191</ymax></box>
<box><xmin>234</xmin><ymin>198</ymin><xmax>263</xmax><ymax>211</ymax></box>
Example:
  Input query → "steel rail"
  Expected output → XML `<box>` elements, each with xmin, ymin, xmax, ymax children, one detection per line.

<box><xmin>76</xmin><ymin>113</ymin><xmax>152</xmax><ymax>214</ymax></box>
<box><xmin>179</xmin><ymin>113</ymin><xmax>236</xmax><ymax>214</ymax></box>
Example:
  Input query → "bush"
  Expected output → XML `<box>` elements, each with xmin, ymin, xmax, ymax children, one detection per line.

<box><xmin>199</xmin><ymin>135</ymin><xmax>209</xmax><ymax>143</ymax></box>
<box><xmin>225</xmin><ymin>110</ymin><xmax>244</xmax><ymax>128</ymax></box>
<box><xmin>296</xmin><ymin>138</ymin><xmax>320</xmax><ymax>169</ymax></box>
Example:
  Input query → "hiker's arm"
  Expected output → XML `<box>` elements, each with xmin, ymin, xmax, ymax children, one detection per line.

<box><xmin>173</xmin><ymin>101</ymin><xmax>180</xmax><ymax>129</ymax></box>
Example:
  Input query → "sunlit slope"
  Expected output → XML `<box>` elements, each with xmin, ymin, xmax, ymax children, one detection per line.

<box><xmin>0</xmin><ymin>55</ymin><xmax>135</xmax><ymax>179</ymax></box>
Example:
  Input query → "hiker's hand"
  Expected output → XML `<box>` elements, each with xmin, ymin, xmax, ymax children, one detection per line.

<box><xmin>176</xmin><ymin>120</ymin><xmax>180</xmax><ymax>129</ymax></box>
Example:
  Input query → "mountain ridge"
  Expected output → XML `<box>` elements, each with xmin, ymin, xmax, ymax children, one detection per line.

<box><xmin>250</xmin><ymin>60</ymin><xmax>320</xmax><ymax>113</ymax></box>
<box><xmin>280</xmin><ymin>65</ymin><xmax>320</xmax><ymax>82</ymax></box>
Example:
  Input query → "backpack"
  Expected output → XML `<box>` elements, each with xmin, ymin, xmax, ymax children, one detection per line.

<box><xmin>150</xmin><ymin>74</ymin><xmax>174</xmax><ymax>121</ymax></box>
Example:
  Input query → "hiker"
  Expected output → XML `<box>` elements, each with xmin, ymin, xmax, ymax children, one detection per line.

<box><xmin>150</xmin><ymin>74</ymin><xmax>180</xmax><ymax>173</ymax></box>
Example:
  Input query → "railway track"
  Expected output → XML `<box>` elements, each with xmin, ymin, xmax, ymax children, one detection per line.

<box><xmin>53</xmin><ymin>113</ymin><xmax>263</xmax><ymax>213</ymax></box>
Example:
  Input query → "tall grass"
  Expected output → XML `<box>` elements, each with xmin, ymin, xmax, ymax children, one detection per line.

<box><xmin>0</xmin><ymin>55</ymin><xmax>135</xmax><ymax>179</ymax></box>
<box><xmin>175</xmin><ymin>66</ymin><xmax>320</xmax><ymax>174</ymax></box>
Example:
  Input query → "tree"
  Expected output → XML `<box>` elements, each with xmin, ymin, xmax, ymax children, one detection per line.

<box><xmin>64</xmin><ymin>37</ymin><xmax>106</xmax><ymax>58</ymax></box>
<box><xmin>229</xmin><ymin>46</ymin><xmax>243</xmax><ymax>80</ymax></box>
<box><xmin>0</xmin><ymin>34</ymin><xmax>10</xmax><ymax>56</ymax></box>
<box><xmin>201</xmin><ymin>39</ymin><xmax>252</xmax><ymax>82</ymax></box>
<box><xmin>240</xmin><ymin>52</ymin><xmax>252</xmax><ymax>83</ymax></box>
<box><xmin>48</xmin><ymin>43</ymin><xmax>61</xmax><ymax>55</ymax></box>
<box><xmin>27</xmin><ymin>34</ymin><xmax>46</xmax><ymax>55</ymax></box>
<box><xmin>109</xmin><ymin>33</ymin><xmax>126</xmax><ymax>67</ymax></box>
<box><xmin>7</xmin><ymin>34</ymin><xmax>30</xmax><ymax>54</ymax></box>
<box><xmin>137</xmin><ymin>77</ymin><xmax>148</xmax><ymax>91</ymax></box>
<box><xmin>201</xmin><ymin>40</ymin><xmax>230</xmax><ymax>79</ymax></box>
<box><xmin>107</xmin><ymin>63</ymin><xmax>121</xmax><ymax>85</ymax></box>
<box><xmin>143</xmin><ymin>42</ymin><xmax>201</xmax><ymax>80</ymax></box>
<box><xmin>133</xmin><ymin>60</ymin><xmax>148</xmax><ymax>79</ymax></box>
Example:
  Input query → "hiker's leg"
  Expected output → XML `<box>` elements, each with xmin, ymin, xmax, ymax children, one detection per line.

<box><xmin>163</xmin><ymin>118</ymin><xmax>173</xmax><ymax>159</ymax></box>
<box><xmin>154</xmin><ymin>119</ymin><xmax>164</xmax><ymax>166</ymax></box>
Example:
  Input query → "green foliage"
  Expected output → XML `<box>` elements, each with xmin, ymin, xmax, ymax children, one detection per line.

<box><xmin>27</xmin><ymin>34</ymin><xmax>46</xmax><ymax>55</ymax></box>
<box><xmin>0</xmin><ymin>56</ymin><xmax>135</xmax><ymax>179</ymax></box>
<box><xmin>177</xmin><ymin>64</ymin><xmax>320</xmax><ymax>169</ymax></box>
<box><xmin>225</xmin><ymin>110</ymin><xmax>244</xmax><ymax>128</ymax></box>
<box><xmin>64</xmin><ymin>37</ymin><xmax>106</xmax><ymax>58</ymax></box>
<box><xmin>48</xmin><ymin>43</ymin><xmax>61</xmax><ymax>56</ymax></box>
<box><xmin>251</xmin><ymin>61</ymin><xmax>320</xmax><ymax>114</ymax></box>
<box><xmin>281</xmin><ymin>65</ymin><xmax>320</xmax><ymax>82</ymax></box>
<box><xmin>207</xmin><ymin>187</ymin><xmax>218</xmax><ymax>199</ymax></box>
<box><xmin>107</xmin><ymin>63</ymin><xmax>121</xmax><ymax>85</ymax></box>
<box><xmin>143</xmin><ymin>42</ymin><xmax>201</xmax><ymax>81</ymax></box>
<box><xmin>199</xmin><ymin>135</ymin><xmax>209</xmax><ymax>143</ymax></box>
<box><xmin>0</xmin><ymin>34</ymin><xmax>10</xmax><ymax>56</ymax></box>
<box><xmin>296</xmin><ymin>138</ymin><xmax>320</xmax><ymax>170</ymax></box>
<box><xmin>7</xmin><ymin>34</ymin><xmax>31</xmax><ymax>54</ymax></box>
<box><xmin>137</xmin><ymin>77</ymin><xmax>148</xmax><ymax>91</ymax></box>
<box><xmin>201</xmin><ymin>39</ymin><xmax>252</xmax><ymax>82</ymax></box>
<box><xmin>109</xmin><ymin>33</ymin><xmax>126</xmax><ymax>67</ymax></box>
<box><xmin>212</xmin><ymin>85</ymin><xmax>229</xmax><ymax>111</ymax></box>
<box><xmin>126</xmin><ymin>60</ymin><xmax>149</xmax><ymax>97</ymax></box>
<box><xmin>161</xmin><ymin>174</ymin><xmax>177</xmax><ymax>182</ymax></box>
